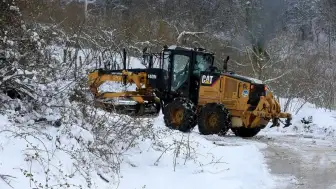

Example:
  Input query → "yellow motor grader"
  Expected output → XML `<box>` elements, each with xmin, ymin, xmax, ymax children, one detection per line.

<box><xmin>88</xmin><ymin>45</ymin><xmax>292</xmax><ymax>137</ymax></box>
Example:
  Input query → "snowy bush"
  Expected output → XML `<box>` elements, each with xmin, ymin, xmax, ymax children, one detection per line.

<box><xmin>1</xmin><ymin>0</ymin><xmax>46</xmax><ymax>99</ymax></box>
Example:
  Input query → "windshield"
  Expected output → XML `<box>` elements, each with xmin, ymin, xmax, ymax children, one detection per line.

<box><xmin>193</xmin><ymin>53</ymin><xmax>213</xmax><ymax>77</ymax></box>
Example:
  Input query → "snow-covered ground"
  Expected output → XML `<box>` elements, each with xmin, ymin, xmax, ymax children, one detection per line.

<box><xmin>116</xmin><ymin>114</ymin><xmax>277</xmax><ymax>189</ymax></box>
<box><xmin>0</xmin><ymin>113</ymin><xmax>110</xmax><ymax>189</ymax></box>
<box><xmin>1</xmin><ymin>95</ymin><xmax>335</xmax><ymax>189</ymax></box>
<box><xmin>262</xmin><ymin>99</ymin><xmax>336</xmax><ymax>139</ymax></box>
<box><xmin>0</xmin><ymin>111</ymin><xmax>280</xmax><ymax>189</ymax></box>
<box><xmin>3</xmin><ymin>97</ymin><xmax>334</xmax><ymax>189</ymax></box>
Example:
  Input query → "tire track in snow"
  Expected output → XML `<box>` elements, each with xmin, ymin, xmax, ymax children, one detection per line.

<box><xmin>254</xmin><ymin>135</ymin><xmax>336</xmax><ymax>189</ymax></box>
<box><xmin>203</xmin><ymin>132</ymin><xmax>336</xmax><ymax>189</ymax></box>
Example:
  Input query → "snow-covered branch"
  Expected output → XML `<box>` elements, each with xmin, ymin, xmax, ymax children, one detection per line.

<box><xmin>177</xmin><ymin>31</ymin><xmax>205</xmax><ymax>45</ymax></box>
<box><xmin>264</xmin><ymin>70</ymin><xmax>294</xmax><ymax>83</ymax></box>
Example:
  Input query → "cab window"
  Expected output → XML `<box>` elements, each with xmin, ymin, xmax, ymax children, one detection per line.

<box><xmin>193</xmin><ymin>54</ymin><xmax>212</xmax><ymax>77</ymax></box>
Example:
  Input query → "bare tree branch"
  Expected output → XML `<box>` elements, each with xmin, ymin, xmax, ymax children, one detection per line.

<box><xmin>0</xmin><ymin>174</ymin><xmax>16</xmax><ymax>188</ymax></box>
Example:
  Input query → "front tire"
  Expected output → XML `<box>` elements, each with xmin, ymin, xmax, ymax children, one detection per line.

<box><xmin>163</xmin><ymin>98</ymin><xmax>197</xmax><ymax>132</ymax></box>
<box><xmin>198</xmin><ymin>103</ymin><xmax>231</xmax><ymax>135</ymax></box>
<box><xmin>231</xmin><ymin>127</ymin><xmax>261</xmax><ymax>138</ymax></box>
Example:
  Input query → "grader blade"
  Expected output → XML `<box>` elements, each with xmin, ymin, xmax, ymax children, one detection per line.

<box><xmin>94</xmin><ymin>96</ymin><xmax>161</xmax><ymax>117</ymax></box>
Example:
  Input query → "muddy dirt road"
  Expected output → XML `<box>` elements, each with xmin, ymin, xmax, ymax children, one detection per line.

<box><xmin>255</xmin><ymin>134</ymin><xmax>336</xmax><ymax>189</ymax></box>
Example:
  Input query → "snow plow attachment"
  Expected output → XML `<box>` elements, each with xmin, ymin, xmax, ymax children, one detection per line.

<box><xmin>242</xmin><ymin>92</ymin><xmax>292</xmax><ymax>129</ymax></box>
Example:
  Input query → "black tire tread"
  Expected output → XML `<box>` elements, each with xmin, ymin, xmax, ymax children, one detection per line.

<box><xmin>198</xmin><ymin>103</ymin><xmax>231</xmax><ymax>135</ymax></box>
<box><xmin>163</xmin><ymin>97</ymin><xmax>197</xmax><ymax>132</ymax></box>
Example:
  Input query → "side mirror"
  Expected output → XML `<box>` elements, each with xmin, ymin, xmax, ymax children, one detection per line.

<box><xmin>223</xmin><ymin>56</ymin><xmax>230</xmax><ymax>72</ymax></box>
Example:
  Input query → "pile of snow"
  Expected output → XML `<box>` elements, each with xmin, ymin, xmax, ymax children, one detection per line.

<box><xmin>99</xmin><ymin>82</ymin><xmax>138</xmax><ymax>93</ymax></box>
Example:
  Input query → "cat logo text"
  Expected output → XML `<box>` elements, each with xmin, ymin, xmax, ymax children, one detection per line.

<box><xmin>201</xmin><ymin>75</ymin><xmax>214</xmax><ymax>85</ymax></box>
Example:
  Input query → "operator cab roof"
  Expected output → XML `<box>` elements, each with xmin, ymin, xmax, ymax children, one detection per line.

<box><xmin>168</xmin><ymin>45</ymin><xmax>193</xmax><ymax>51</ymax></box>
<box><xmin>167</xmin><ymin>45</ymin><xmax>213</xmax><ymax>54</ymax></box>
<box><xmin>224</xmin><ymin>72</ymin><xmax>263</xmax><ymax>84</ymax></box>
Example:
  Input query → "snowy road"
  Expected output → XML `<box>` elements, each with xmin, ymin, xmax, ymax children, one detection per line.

<box><xmin>207</xmin><ymin>132</ymin><xmax>336</xmax><ymax>189</ymax></box>
<box><xmin>254</xmin><ymin>134</ymin><xmax>336</xmax><ymax>189</ymax></box>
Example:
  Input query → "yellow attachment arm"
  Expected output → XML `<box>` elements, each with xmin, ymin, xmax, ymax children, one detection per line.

<box><xmin>242</xmin><ymin>92</ymin><xmax>292</xmax><ymax>128</ymax></box>
<box><xmin>249</xmin><ymin>92</ymin><xmax>291</xmax><ymax>119</ymax></box>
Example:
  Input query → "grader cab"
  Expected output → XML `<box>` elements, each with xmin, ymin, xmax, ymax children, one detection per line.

<box><xmin>88</xmin><ymin>45</ymin><xmax>292</xmax><ymax>137</ymax></box>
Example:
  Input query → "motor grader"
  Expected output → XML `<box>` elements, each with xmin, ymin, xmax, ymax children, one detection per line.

<box><xmin>88</xmin><ymin>45</ymin><xmax>292</xmax><ymax>137</ymax></box>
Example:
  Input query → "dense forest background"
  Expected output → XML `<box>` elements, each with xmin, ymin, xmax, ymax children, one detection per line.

<box><xmin>1</xmin><ymin>0</ymin><xmax>336</xmax><ymax>110</ymax></box>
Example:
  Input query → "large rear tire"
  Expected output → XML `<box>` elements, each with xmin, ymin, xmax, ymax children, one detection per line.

<box><xmin>163</xmin><ymin>98</ymin><xmax>197</xmax><ymax>132</ymax></box>
<box><xmin>198</xmin><ymin>103</ymin><xmax>231</xmax><ymax>135</ymax></box>
<box><xmin>231</xmin><ymin>127</ymin><xmax>261</xmax><ymax>138</ymax></box>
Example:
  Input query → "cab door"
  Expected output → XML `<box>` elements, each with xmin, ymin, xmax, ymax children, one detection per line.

<box><xmin>161</xmin><ymin>50</ymin><xmax>171</xmax><ymax>93</ymax></box>
<box><xmin>170</xmin><ymin>50</ymin><xmax>193</xmax><ymax>98</ymax></box>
